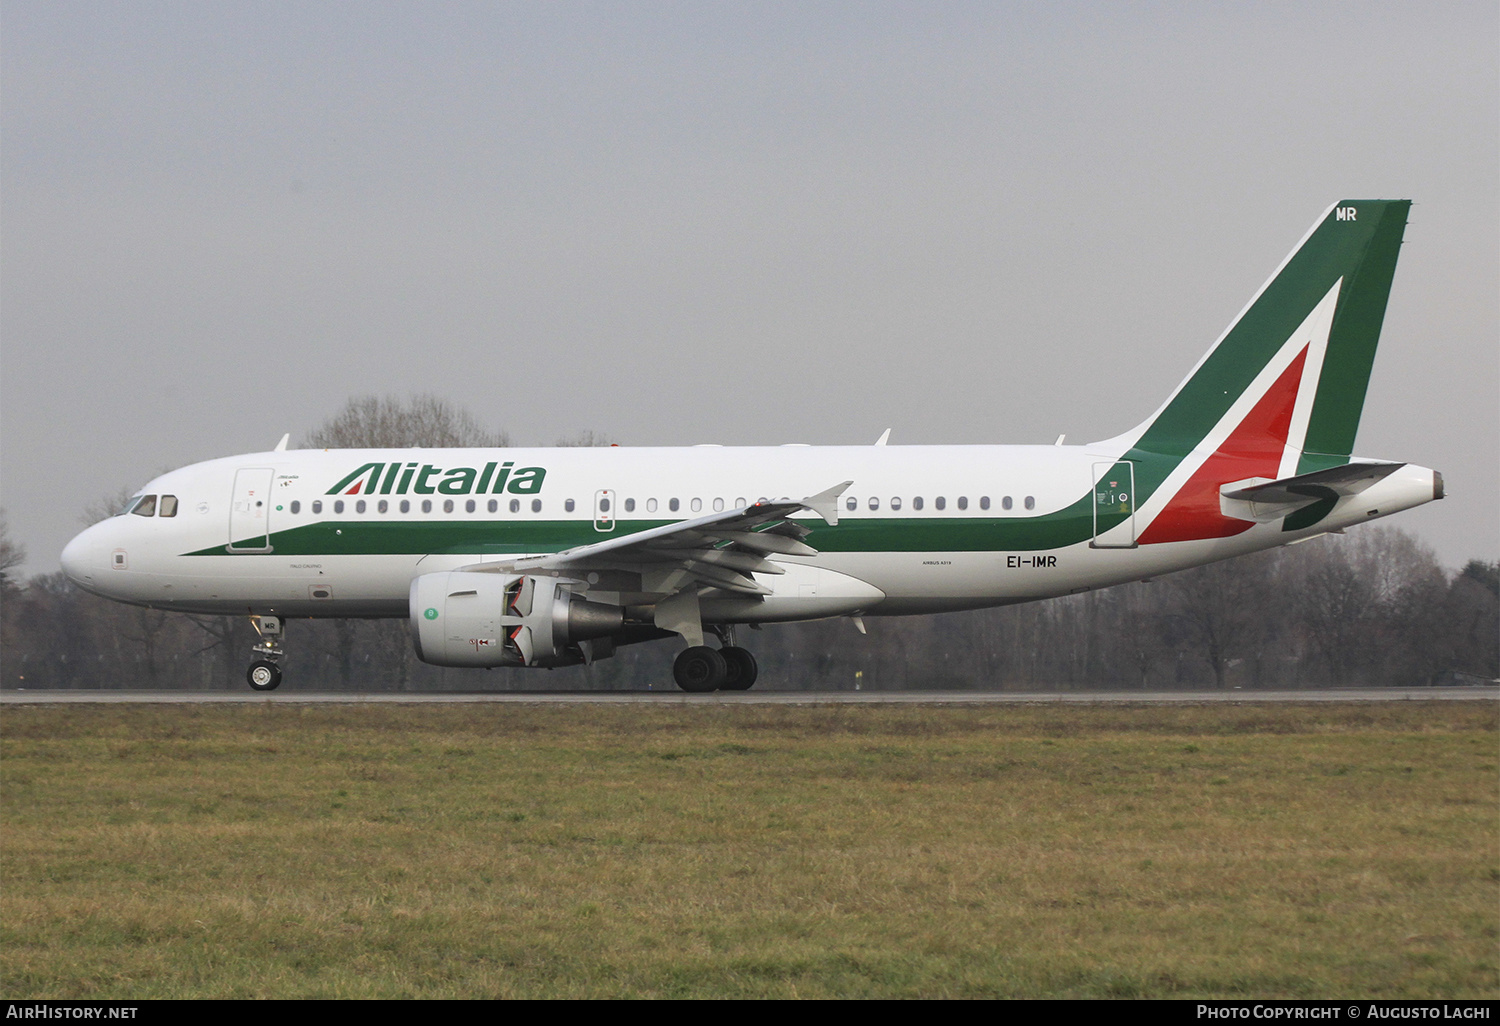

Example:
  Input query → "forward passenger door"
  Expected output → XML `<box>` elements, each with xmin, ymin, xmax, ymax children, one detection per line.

<box><xmin>228</xmin><ymin>468</ymin><xmax>275</xmax><ymax>552</ymax></box>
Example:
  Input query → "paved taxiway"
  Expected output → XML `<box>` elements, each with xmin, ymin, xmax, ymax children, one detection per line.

<box><xmin>2</xmin><ymin>687</ymin><xmax>1495</xmax><ymax>705</ymax></box>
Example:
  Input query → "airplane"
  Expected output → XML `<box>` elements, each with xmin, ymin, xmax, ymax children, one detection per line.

<box><xmin>60</xmin><ymin>199</ymin><xmax>1443</xmax><ymax>692</ymax></box>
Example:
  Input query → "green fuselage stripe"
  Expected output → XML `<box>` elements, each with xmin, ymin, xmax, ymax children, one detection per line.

<box><xmin>193</xmin><ymin>487</ymin><xmax>1137</xmax><ymax>559</ymax></box>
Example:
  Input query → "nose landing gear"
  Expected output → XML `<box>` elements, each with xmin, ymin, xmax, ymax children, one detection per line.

<box><xmin>246</xmin><ymin>615</ymin><xmax>285</xmax><ymax>691</ymax></box>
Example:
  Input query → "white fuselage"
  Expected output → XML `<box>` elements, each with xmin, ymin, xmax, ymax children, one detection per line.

<box><xmin>60</xmin><ymin>443</ymin><xmax>1441</xmax><ymax>623</ymax></box>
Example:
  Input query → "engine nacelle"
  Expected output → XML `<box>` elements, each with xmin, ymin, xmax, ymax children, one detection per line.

<box><xmin>409</xmin><ymin>571</ymin><xmax>623</xmax><ymax>668</ymax></box>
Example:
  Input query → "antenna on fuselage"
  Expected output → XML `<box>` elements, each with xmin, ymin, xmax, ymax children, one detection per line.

<box><xmin>273</xmin><ymin>433</ymin><xmax>290</xmax><ymax>452</ymax></box>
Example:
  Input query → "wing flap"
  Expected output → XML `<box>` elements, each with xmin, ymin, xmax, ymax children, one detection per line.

<box><xmin>700</xmin><ymin>530</ymin><xmax>818</xmax><ymax>557</ymax></box>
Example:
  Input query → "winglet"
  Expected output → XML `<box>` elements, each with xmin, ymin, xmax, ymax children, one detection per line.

<box><xmin>273</xmin><ymin>433</ymin><xmax>290</xmax><ymax>452</ymax></box>
<box><xmin>802</xmin><ymin>480</ymin><xmax>853</xmax><ymax>527</ymax></box>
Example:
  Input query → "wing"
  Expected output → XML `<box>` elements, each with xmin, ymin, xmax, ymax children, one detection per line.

<box><xmin>460</xmin><ymin>480</ymin><xmax>853</xmax><ymax>597</ymax></box>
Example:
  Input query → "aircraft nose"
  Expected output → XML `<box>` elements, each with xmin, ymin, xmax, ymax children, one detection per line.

<box><xmin>61</xmin><ymin>524</ymin><xmax>109</xmax><ymax>587</ymax></box>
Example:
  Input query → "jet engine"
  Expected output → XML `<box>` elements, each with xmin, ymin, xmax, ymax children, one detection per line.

<box><xmin>410</xmin><ymin>571</ymin><xmax>623</xmax><ymax>668</ymax></box>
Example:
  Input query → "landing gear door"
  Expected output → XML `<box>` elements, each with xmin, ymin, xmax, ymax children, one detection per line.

<box><xmin>594</xmin><ymin>489</ymin><xmax>616</xmax><ymax>533</ymax></box>
<box><xmin>229</xmin><ymin>468</ymin><xmax>275</xmax><ymax>552</ymax></box>
<box><xmin>1091</xmin><ymin>461</ymin><xmax>1137</xmax><ymax>549</ymax></box>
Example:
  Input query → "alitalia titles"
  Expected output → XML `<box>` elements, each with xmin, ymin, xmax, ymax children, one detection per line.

<box><xmin>327</xmin><ymin>462</ymin><xmax>547</xmax><ymax>497</ymax></box>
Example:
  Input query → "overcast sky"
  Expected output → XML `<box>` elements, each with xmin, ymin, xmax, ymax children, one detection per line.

<box><xmin>3</xmin><ymin>1</ymin><xmax>1496</xmax><ymax>574</ymax></box>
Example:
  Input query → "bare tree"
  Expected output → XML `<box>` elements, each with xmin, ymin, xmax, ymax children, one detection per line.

<box><xmin>1294</xmin><ymin>538</ymin><xmax>1375</xmax><ymax>685</ymax></box>
<box><xmin>1160</xmin><ymin>551</ymin><xmax>1277</xmax><ymax>688</ymax></box>
<box><xmin>302</xmin><ymin>394</ymin><xmax>510</xmax><ymax>449</ymax></box>
<box><xmin>554</xmin><ymin>430</ymin><xmax>613</xmax><ymax>447</ymax></box>
<box><xmin>1352</xmin><ymin>528</ymin><xmax>1450</xmax><ymax>685</ymax></box>
<box><xmin>1443</xmin><ymin>561</ymin><xmax>1499</xmax><ymax>679</ymax></box>
<box><xmin>0</xmin><ymin>510</ymin><xmax>25</xmax><ymax>595</ymax></box>
<box><xmin>1108</xmin><ymin>581</ymin><xmax>1170</xmax><ymax>688</ymax></box>
<box><xmin>1459</xmin><ymin>560</ymin><xmax>1499</xmax><ymax>597</ymax></box>
<box><xmin>80</xmin><ymin>485</ymin><xmax>140</xmax><ymax>527</ymax></box>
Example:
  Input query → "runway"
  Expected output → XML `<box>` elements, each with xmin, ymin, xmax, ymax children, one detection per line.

<box><xmin>2</xmin><ymin>687</ymin><xmax>1495</xmax><ymax>705</ymax></box>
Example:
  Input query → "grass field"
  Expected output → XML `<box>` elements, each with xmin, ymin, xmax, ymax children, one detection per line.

<box><xmin>1</xmin><ymin>701</ymin><xmax>1496</xmax><ymax>998</ymax></box>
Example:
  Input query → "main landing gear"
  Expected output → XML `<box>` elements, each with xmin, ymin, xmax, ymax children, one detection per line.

<box><xmin>246</xmin><ymin>615</ymin><xmax>284</xmax><ymax>691</ymax></box>
<box><xmin>672</xmin><ymin>627</ymin><xmax>758</xmax><ymax>693</ymax></box>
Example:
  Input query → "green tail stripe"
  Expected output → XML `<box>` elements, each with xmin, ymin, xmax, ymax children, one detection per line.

<box><xmin>1297</xmin><ymin>201</ymin><xmax>1410</xmax><ymax>470</ymax></box>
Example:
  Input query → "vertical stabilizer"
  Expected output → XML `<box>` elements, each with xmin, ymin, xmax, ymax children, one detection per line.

<box><xmin>1109</xmin><ymin>200</ymin><xmax>1410</xmax><ymax>524</ymax></box>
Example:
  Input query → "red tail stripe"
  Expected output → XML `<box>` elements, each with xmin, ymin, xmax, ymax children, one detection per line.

<box><xmin>1138</xmin><ymin>346</ymin><xmax>1308</xmax><ymax>545</ymax></box>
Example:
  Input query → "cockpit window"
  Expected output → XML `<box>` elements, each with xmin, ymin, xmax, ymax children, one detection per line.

<box><xmin>129</xmin><ymin>495</ymin><xmax>157</xmax><ymax>517</ymax></box>
<box><xmin>159</xmin><ymin>495</ymin><xmax>178</xmax><ymax>518</ymax></box>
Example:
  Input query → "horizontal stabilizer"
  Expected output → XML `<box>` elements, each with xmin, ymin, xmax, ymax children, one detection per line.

<box><xmin>1221</xmin><ymin>461</ymin><xmax>1406</xmax><ymax>504</ymax></box>
<box><xmin>1220</xmin><ymin>461</ymin><xmax>1406</xmax><ymax>527</ymax></box>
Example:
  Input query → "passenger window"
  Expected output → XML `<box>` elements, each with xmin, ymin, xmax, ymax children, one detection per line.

<box><xmin>1002</xmin><ymin>496</ymin><xmax>1013</xmax><ymax>510</ymax></box>
<box><xmin>891</xmin><ymin>497</ymin><xmax>901</xmax><ymax>511</ymax></box>
<box><xmin>913</xmin><ymin>496</ymin><xmax>923</xmax><ymax>510</ymax></box>
<box><xmin>290</xmin><ymin>500</ymin><xmax>301</xmax><ymax>514</ymax></box>
<box><xmin>980</xmin><ymin>496</ymin><xmax>990</xmax><ymax>511</ymax></box>
<box><xmin>565</xmin><ymin>499</ymin><xmax>576</xmax><ymax>513</ymax></box>
<box><xmin>400</xmin><ymin>500</ymin><xmax>411</xmax><ymax>514</ymax></box>
<box><xmin>378</xmin><ymin>500</ymin><xmax>389</xmax><ymax>514</ymax></box>
<box><xmin>691</xmin><ymin>498</ymin><xmax>702</xmax><ymax>513</ymax></box>
<box><xmin>646</xmin><ymin>498</ymin><xmax>657</xmax><ymax>513</ymax></box>
<box><xmin>846</xmin><ymin>497</ymin><xmax>857</xmax><ymax>511</ymax></box>
<box><xmin>159</xmin><ymin>495</ymin><xmax>178</xmax><ymax>517</ymax></box>
<box><xmin>131</xmin><ymin>495</ymin><xmax>157</xmax><ymax>517</ymax></box>
<box><xmin>334</xmin><ymin>500</ymin><xmax>345</xmax><ymax>514</ymax></box>
<box><xmin>957</xmin><ymin>496</ymin><xmax>968</xmax><ymax>511</ymax></box>
<box><xmin>312</xmin><ymin>500</ymin><xmax>323</xmax><ymax>514</ymax></box>
<box><xmin>735</xmin><ymin>497</ymin><xmax>747</xmax><ymax>509</ymax></box>
<box><xmin>443</xmin><ymin>499</ymin><xmax>454</xmax><ymax>513</ymax></box>
<box><xmin>356</xmin><ymin>500</ymin><xmax>367</xmax><ymax>514</ymax></box>
<box><xmin>509</xmin><ymin>498</ymin><xmax>520</xmax><ymax>513</ymax></box>
<box><xmin>1025</xmin><ymin>496</ymin><xmax>1035</xmax><ymax>510</ymax></box>
<box><xmin>669</xmin><ymin>498</ymin><xmax>680</xmax><ymax>512</ymax></box>
<box><xmin>935</xmin><ymin>496</ymin><xmax>946</xmax><ymax>511</ymax></box>
<box><xmin>713</xmin><ymin>498</ymin><xmax>724</xmax><ymax>512</ymax></box>
<box><xmin>465</xmin><ymin>499</ymin><xmax>476</xmax><ymax>513</ymax></box>
<box><xmin>488</xmin><ymin>499</ymin><xmax>498</xmax><ymax>514</ymax></box>
<box><xmin>600</xmin><ymin>497</ymin><xmax>611</xmax><ymax>512</ymax></box>
<box><xmin>531</xmin><ymin>499</ymin><xmax>542</xmax><ymax>513</ymax></box>
<box><xmin>868</xmin><ymin>497</ymin><xmax>880</xmax><ymax>511</ymax></box>
<box><xmin>625</xmin><ymin>498</ymin><xmax>636</xmax><ymax>513</ymax></box>
<box><xmin>421</xmin><ymin>500</ymin><xmax>432</xmax><ymax>514</ymax></box>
